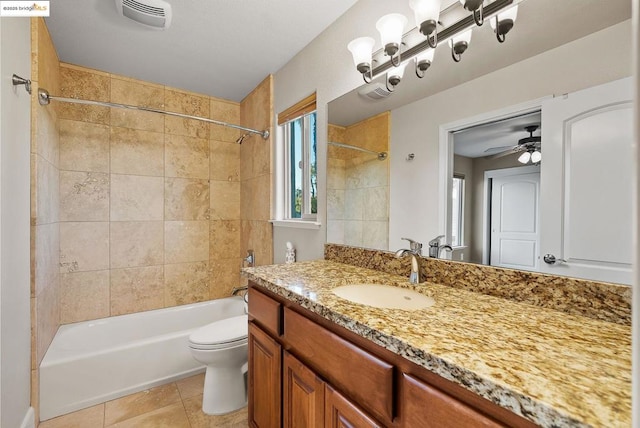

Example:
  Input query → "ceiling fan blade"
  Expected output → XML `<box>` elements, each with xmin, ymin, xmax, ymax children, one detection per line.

<box><xmin>484</xmin><ymin>145</ymin><xmax>527</xmax><ymax>160</ymax></box>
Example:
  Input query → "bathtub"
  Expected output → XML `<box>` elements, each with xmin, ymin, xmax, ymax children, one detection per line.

<box><xmin>39</xmin><ymin>296</ymin><xmax>246</xmax><ymax>421</ymax></box>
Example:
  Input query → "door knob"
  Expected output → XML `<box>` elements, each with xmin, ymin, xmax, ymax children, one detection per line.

<box><xmin>543</xmin><ymin>254</ymin><xmax>566</xmax><ymax>265</ymax></box>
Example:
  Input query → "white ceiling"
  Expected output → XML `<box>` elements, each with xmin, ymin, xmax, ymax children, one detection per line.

<box><xmin>45</xmin><ymin>0</ymin><xmax>358</xmax><ymax>102</ymax></box>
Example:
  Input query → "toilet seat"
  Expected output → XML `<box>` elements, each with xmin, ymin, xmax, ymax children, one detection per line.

<box><xmin>189</xmin><ymin>315</ymin><xmax>248</xmax><ymax>350</ymax></box>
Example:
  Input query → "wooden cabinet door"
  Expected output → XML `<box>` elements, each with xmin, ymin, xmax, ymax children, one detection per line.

<box><xmin>249</xmin><ymin>322</ymin><xmax>281</xmax><ymax>428</ymax></box>
<box><xmin>402</xmin><ymin>374</ymin><xmax>505</xmax><ymax>428</ymax></box>
<box><xmin>284</xmin><ymin>351</ymin><xmax>325</xmax><ymax>428</ymax></box>
<box><xmin>325</xmin><ymin>385</ymin><xmax>381</xmax><ymax>428</ymax></box>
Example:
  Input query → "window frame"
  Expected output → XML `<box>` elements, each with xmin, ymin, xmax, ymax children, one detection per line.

<box><xmin>283</xmin><ymin>111</ymin><xmax>317</xmax><ymax>221</ymax></box>
<box><xmin>451</xmin><ymin>174</ymin><xmax>465</xmax><ymax>247</ymax></box>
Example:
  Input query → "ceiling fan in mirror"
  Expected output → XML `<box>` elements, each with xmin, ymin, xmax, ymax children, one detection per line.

<box><xmin>484</xmin><ymin>125</ymin><xmax>541</xmax><ymax>164</ymax></box>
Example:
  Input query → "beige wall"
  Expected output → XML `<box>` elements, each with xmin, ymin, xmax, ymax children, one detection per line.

<box><xmin>30</xmin><ymin>17</ymin><xmax>61</xmax><ymax>425</ymax></box>
<box><xmin>327</xmin><ymin>112</ymin><xmax>390</xmax><ymax>250</ymax></box>
<box><xmin>56</xmin><ymin>63</ymin><xmax>246</xmax><ymax>324</ymax></box>
<box><xmin>240</xmin><ymin>76</ymin><xmax>273</xmax><ymax>267</ymax></box>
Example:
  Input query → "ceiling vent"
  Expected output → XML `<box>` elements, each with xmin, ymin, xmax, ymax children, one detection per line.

<box><xmin>115</xmin><ymin>0</ymin><xmax>172</xmax><ymax>30</ymax></box>
<box><xmin>358</xmin><ymin>82</ymin><xmax>392</xmax><ymax>100</ymax></box>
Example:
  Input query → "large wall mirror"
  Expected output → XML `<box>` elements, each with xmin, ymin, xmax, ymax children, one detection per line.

<box><xmin>327</xmin><ymin>0</ymin><xmax>632</xmax><ymax>285</ymax></box>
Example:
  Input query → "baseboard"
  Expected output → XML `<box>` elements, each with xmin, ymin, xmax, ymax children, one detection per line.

<box><xmin>19</xmin><ymin>407</ymin><xmax>35</xmax><ymax>428</ymax></box>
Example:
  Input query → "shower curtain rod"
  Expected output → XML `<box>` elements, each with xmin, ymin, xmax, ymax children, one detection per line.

<box><xmin>36</xmin><ymin>87</ymin><xmax>270</xmax><ymax>141</ymax></box>
<box><xmin>328</xmin><ymin>141</ymin><xmax>387</xmax><ymax>161</ymax></box>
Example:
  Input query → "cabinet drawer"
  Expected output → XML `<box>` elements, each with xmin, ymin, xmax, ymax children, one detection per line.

<box><xmin>248</xmin><ymin>287</ymin><xmax>281</xmax><ymax>336</ymax></box>
<box><xmin>402</xmin><ymin>373</ymin><xmax>506</xmax><ymax>428</ymax></box>
<box><xmin>284</xmin><ymin>308</ymin><xmax>394</xmax><ymax>424</ymax></box>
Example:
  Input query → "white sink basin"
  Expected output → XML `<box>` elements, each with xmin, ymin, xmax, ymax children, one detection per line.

<box><xmin>331</xmin><ymin>284</ymin><xmax>435</xmax><ymax>310</ymax></box>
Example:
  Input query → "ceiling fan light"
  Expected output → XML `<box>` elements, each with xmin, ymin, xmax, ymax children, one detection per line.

<box><xmin>531</xmin><ymin>150</ymin><xmax>542</xmax><ymax>163</ymax></box>
<box><xmin>518</xmin><ymin>151</ymin><xmax>531</xmax><ymax>164</ymax></box>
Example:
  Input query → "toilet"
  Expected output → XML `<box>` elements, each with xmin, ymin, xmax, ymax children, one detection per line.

<box><xmin>188</xmin><ymin>314</ymin><xmax>249</xmax><ymax>415</ymax></box>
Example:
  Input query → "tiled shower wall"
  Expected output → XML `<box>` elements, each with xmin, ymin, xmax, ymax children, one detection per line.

<box><xmin>327</xmin><ymin>112</ymin><xmax>390</xmax><ymax>250</ymax></box>
<box><xmin>57</xmin><ymin>63</ymin><xmax>249</xmax><ymax>323</ymax></box>
<box><xmin>240</xmin><ymin>76</ymin><xmax>273</xmax><ymax>267</ymax></box>
<box><xmin>30</xmin><ymin>18</ymin><xmax>61</xmax><ymax>423</ymax></box>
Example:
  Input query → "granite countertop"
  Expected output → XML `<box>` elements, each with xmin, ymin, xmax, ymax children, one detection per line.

<box><xmin>242</xmin><ymin>260</ymin><xmax>631</xmax><ymax>428</ymax></box>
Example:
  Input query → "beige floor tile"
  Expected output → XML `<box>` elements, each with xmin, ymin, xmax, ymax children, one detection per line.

<box><xmin>176</xmin><ymin>373</ymin><xmax>205</xmax><ymax>400</ymax></box>
<box><xmin>183</xmin><ymin>394</ymin><xmax>248</xmax><ymax>428</ymax></box>
<box><xmin>104</xmin><ymin>383</ymin><xmax>181</xmax><ymax>426</ymax></box>
<box><xmin>39</xmin><ymin>404</ymin><xmax>105</xmax><ymax>428</ymax></box>
<box><xmin>106</xmin><ymin>402</ymin><xmax>191</xmax><ymax>428</ymax></box>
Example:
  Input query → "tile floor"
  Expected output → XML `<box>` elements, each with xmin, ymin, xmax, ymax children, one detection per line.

<box><xmin>38</xmin><ymin>373</ymin><xmax>248</xmax><ymax>428</ymax></box>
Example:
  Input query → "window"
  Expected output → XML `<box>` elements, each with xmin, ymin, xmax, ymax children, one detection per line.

<box><xmin>451</xmin><ymin>174</ymin><xmax>465</xmax><ymax>247</ymax></box>
<box><xmin>278</xmin><ymin>93</ymin><xmax>317</xmax><ymax>222</ymax></box>
<box><xmin>284</xmin><ymin>112</ymin><xmax>317</xmax><ymax>219</ymax></box>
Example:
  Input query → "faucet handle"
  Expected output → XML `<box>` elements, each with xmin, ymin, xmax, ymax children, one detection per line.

<box><xmin>401</xmin><ymin>237</ymin><xmax>422</xmax><ymax>253</ymax></box>
<box><xmin>428</xmin><ymin>235</ymin><xmax>445</xmax><ymax>247</ymax></box>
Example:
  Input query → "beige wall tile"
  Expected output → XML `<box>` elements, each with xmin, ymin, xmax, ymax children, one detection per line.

<box><xmin>110</xmin><ymin>221</ymin><xmax>163</xmax><ymax>269</ymax></box>
<box><xmin>60</xmin><ymin>270</ymin><xmax>110</xmax><ymax>323</ymax></box>
<box><xmin>165</xmin><ymin>134</ymin><xmax>209</xmax><ymax>179</ymax></box>
<box><xmin>210</xmin><ymin>220</ymin><xmax>240</xmax><ymax>260</ymax></box>
<box><xmin>362</xmin><ymin>186</ymin><xmax>388</xmax><ymax>221</ymax></box>
<box><xmin>60</xmin><ymin>222</ymin><xmax>109</xmax><ymax>273</ymax></box>
<box><xmin>35</xmin><ymin>280</ymin><xmax>59</xmax><ymax>366</ymax></box>
<box><xmin>34</xmin><ymin>104</ymin><xmax>60</xmax><ymax>167</ymax></box>
<box><xmin>165</xmin><ymin>89</ymin><xmax>210</xmax><ymax>139</ymax></box>
<box><xmin>33</xmin><ymin>154</ymin><xmax>60</xmax><ymax>225</ymax></box>
<box><xmin>35</xmin><ymin>18</ymin><xmax>60</xmax><ymax>96</ymax></box>
<box><xmin>327</xmin><ymin>189</ymin><xmax>345</xmax><ymax>221</ymax></box>
<box><xmin>164</xmin><ymin>262</ymin><xmax>209</xmax><ymax>306</ymax></box>
<box><xmin>59</xmin><ymin>65</ymin><xmax>110</xmax><ymax>124</ymax></box>
<box><xmin>31</xmin><ymin>368</ymin><xmax>39</xmax><ymax>424</ymax></box>
<box><xmin>33</xmin><ymin>222</ymin><xmax>59</xmax><ymax>297</ymax></box>
<box><xmin>327</xmin><ymin>220</ymin><xmax>345</xmax><ymax>245</ymax></box>
<box><xmin>60</xmin><ymin>171</ymin><xmax>109</xmax><ymax>221</ymax></box>
<box><xmin>241</xmin><ymin>175</ymin><xmax>271</xmax><ymax>221</ymax></box>
<box><xmin>109</xmin><ymin>77</ymin><xmax>165</xmax><ymax>132</ymax></box>
<box><xmin>104</xmin><ymin>382</ymin><xmax>180</xmax><ymax>426</ymax></box>
<box><xmin>164</xmin><ymin>221</ymin><xmax>209</xmax><ymax>263</ymax></box>
<box><xmin>165</xmin><ymin>178</ymin><xmax>209</xmax><ymax>221</ymax></box>
<box><xmin>110</xmin><ymin>266</ymin><xmax>164</xmax><ymax>316</ymax></box>
<box><xmin>210</xmin><ymin>140</ymin><xmax>240</xmax><ymax>182</ymax></box>
<box><xmin>344</xmin><ymin>188</ymin><xmax>364</xmax><ymax>221</ymax></box>
<box><xmin>344</xmin><ymin>220</ymin><xmax>363</xmax><ymax>248</ymax></box>
<box><xmin>327</xmin><ymin>159</ymin><xmax>346</xmax><ymax>190</ymax></box>
<box><xmin>209</xmin><ymin>181</ymin><xmax>240</xmax><ymax>220</ymax></box>
<box><xmin>59</xmin><ymin>119</ymin><xmax>110</xmax><ymax>172</ymax></box>
<box><xmin>361</xmin><ymin>220</ymin><xmax>389</xmax><ymax>250</ymax></box>
<box><xmin>39</xmin><ymin>404</ymin><xmax>105</xmax><ymax>428</ymax></box>
<box><xmin>241</xmin><ymin>220</ymin><xmax>273</xmax><ymax>266</ymax></box>
<box><xmin>210</xmin><ymin>99</ymin><xmax>241</xmax><ymax>143</ymax></box>
<box><xmin>110</xmin><ymin>127</ymin><xmax>164</xmax><ymax>176</ymax></box>
<box><xmin>111</xmin><ymin>174</ymin><xmax>164</xmax><ymax>221</ymax></box>
<box><xmin>209</xmin><ymin>258</ymin><xmax>242</xmax><ymax>299</ymax></box>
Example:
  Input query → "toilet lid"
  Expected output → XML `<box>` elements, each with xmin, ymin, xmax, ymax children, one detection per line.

<box><xmin>189</xmin><ymin>315</ymin><xmax>248</xmax><ymax>346</ymax></box>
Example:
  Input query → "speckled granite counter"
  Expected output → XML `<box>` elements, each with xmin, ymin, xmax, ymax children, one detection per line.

<box><xmin>242</xmin><ymin>260</ymin><xmax>631</xmax><ymax>428</ymax></box>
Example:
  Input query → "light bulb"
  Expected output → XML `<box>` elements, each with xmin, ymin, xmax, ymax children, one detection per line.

<box><xmin>376</xmin><ymin>13</ymin><xmax>407</xmax><ymax>57</ymax></box>
<box><xmin>531</xmin><ymin>150</ymin><xmax>542</xmax><ymax>163</ymax></box>
<box><xmin>347</xmin><ymin>37</ymin><xmax>375</xmax><ymax>74</ymax></box>
<box><xmin>518</xmin><ymin>151</ymin><xmax>531</xmax><ymax>164</ymax></box>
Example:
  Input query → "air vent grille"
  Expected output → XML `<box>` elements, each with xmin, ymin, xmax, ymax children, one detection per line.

<box><xmin>122</xmin><ymin>0</ymin><xmax>165</xmax><ymax>17</ymax></box>
<box><xmin>358</xmin><ymin>82</ymin><xmax>392</xmax><ymax>100</ymax></box>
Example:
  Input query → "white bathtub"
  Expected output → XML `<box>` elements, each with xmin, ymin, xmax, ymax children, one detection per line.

<box><xmin>39</xmin><ymin>296</ymin><xmax>246</xmax><ymax>421</ymax></box>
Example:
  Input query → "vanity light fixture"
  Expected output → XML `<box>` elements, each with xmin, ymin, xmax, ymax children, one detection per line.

<box><xmin>347</xmin><ymin>37</ymin><xmax>376</xmax><ymax>83</ymax></box>
<box><xmin>387</xmin><ymin>61</ymin><xmax>408</xmax><ymax>91</ymax></box>
<box><xmin>376</xmin><ymin>13</ymin><xmax>408</xmax><ymax>66</ymax></box>
<box><xmin>460</xmin><ymin>0</ymin><xmax>484</xmax><ymax>25</ymax></box>
<box><xmin>347</xmin><ymin>0</ymin><xmax>519</xmax><ymax>87</ymax></box>
<box><xmin>415</xmin><ymin>49</ymin><xmax>435</xmax><ymax>78</ymax></box>
<box><xmin>409</xmin><ymin>0</ymin><xmax>442</xmax><ymax>48</ymax></box>
<box><xmin>490</xmin><ymin>5</ymin><xmax>518</xmax><ymax>42</ymax></box>
<box><xmin>449</xmin><ymin>29</ymin><xmax>472</xmax><ymax>62</ymax></box>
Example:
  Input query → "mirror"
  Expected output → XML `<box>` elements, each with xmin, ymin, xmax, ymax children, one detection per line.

<box><xmin>327</xmin><ymin>0</ymin><xmax>632</xmax><ymax>285</ymax></box>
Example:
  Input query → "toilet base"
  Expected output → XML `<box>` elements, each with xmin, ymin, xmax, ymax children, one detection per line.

<box><xmin>201</xmin><ymin>364</ymin><xmax>247</xmax><ymax>415</ymax></box>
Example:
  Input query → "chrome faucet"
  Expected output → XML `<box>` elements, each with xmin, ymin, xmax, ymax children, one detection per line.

<box><xmin>394</xmin><ymin>238</ymin><xmax>423</xmax><ymax>284</ymax></box>
<box><xmin>428</xmin><ymin>235</ymin><xmax>452</xmax><ymax>258</ymax></box>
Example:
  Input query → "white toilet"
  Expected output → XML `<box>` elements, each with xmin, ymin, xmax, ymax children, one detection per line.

<box><xmin>188</xmin><ymin>314</ymin><xmax>249</xmax><ymax>415</ymax></box>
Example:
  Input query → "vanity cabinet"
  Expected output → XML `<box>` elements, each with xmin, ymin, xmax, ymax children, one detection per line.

<box><xmin>247</xmin><ymin>283</ymin><xmax>536</xmax><ymax>428</ymax></box>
